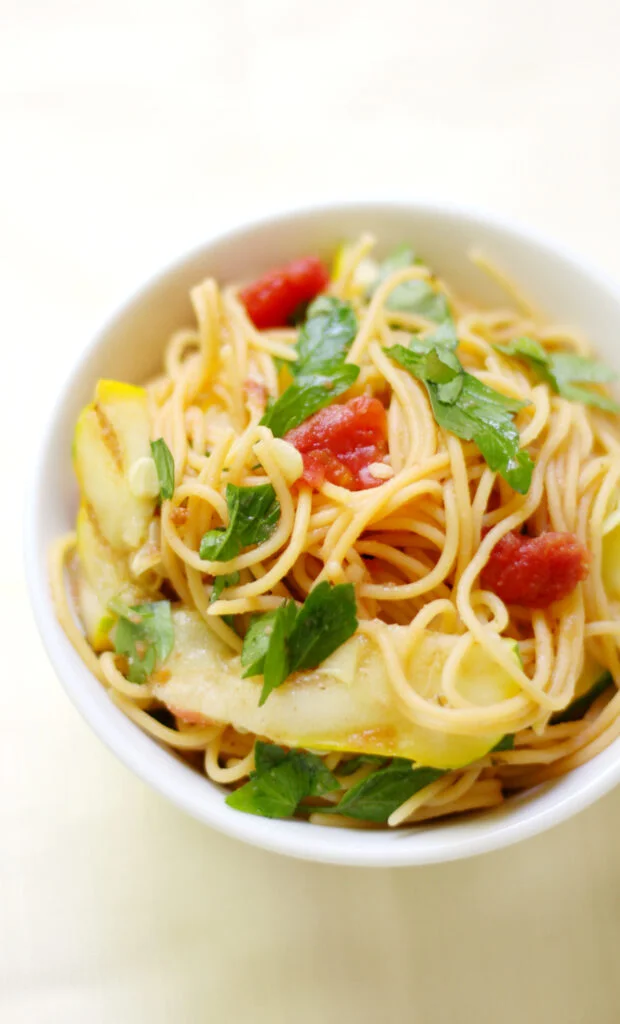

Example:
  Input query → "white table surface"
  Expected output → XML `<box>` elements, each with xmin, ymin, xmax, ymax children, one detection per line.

<box><xmin>4</xmin><ymin>2</ymin><xmax>620</xmax><ymax>1021</ymax></box>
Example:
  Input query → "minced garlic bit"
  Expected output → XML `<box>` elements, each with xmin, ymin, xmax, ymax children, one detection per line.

<box><xmin>128</xmin><ymin>456</ymin><xmax>160</xmax><ymax>499</ymax></box>
<box><xmin>367</xmin><ymin>462</ymin><xmax>394</xmax><ymax>481</ymax></box>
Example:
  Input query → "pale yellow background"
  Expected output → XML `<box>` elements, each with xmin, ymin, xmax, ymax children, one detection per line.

<box><xmin>3</xmin><ymin>2</ymin><xmax>620</xmax><ymax>1021</ymax></box>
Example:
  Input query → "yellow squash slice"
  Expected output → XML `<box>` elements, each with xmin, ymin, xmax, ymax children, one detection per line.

<box><xmin>152</xmin><ymin>610</ymin><xmax>522</xmax><ymax>769</ymax></box>
<box><xmin>72</xmin><ymin>379</ymin><xmax>158</xmax><ymax>646</ymax></box>
<box><xmin>73</xmin><ymin>380</ymin><xmax>155</xmax><ymax>552</ymax></box>
<box><xmin>75</xmin><ymin>504</ymin><xmax>145</xmax><ymax>650</ymax></box>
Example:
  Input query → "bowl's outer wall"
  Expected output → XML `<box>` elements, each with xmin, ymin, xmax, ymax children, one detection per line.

<box><xmin>27</xmin><ymin>201</ymin><xmax>620</xmax><ymax>865</ymax></box>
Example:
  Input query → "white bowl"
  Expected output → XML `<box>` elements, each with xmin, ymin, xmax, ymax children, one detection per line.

<box><xmin>26</xmin><ymin>200</ymin><xmax>620</xmax><ymax>866</ymax></box>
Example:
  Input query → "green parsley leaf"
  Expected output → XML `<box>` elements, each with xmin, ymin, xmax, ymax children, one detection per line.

<box><xmin>241</xmin><ymin>609</ymin><xmax>280</xmax><ymax>678</ymax></box>
<box><xmin>323</xmin><ymin>758</ymin><xmax>445</xmax><ymax>823</ymax></box>
<box><xmin>421</xmin><ymin>319</ymin><xmax>459</xmax><ymax>349</ymax></box>
<box><xmin>295</xmin><ymin>295</ymin><xmax>358</xmax><ymax>377</ymax></box>
<box><xmin>253</xmin><ymin>741</ymin><xmax>290</xmax><ymax>773</ymax></box>
<box><xmin>495</xmin><ymin>337</ymin><xmax>620</xmax><ymax>413</ymax></box>
<box><xmin>199</xmin><ymin>483</ymin><xmax>280</xmax><ymax>561</ymax></box>
<box><xmin>336</xmin><ymin>754</ymin><xmax>390</xmax><ymax>776</ymax></box>
<box><xmin>259</xmin><ymin>365</ymin><xmax>359</xmax><ymax>438</ymax></box>
<box><xmin>551</xmin><ymin>671</ymin><xmax>613</xmax><ymax>724</ymax></box>
<box><xmin>210</xmin><ymin>570</ymin><xmax>240</xmax><ymax>603</ymax></box>
<box><xmin>209</xmin><ymin>571</ymin><xmax>240</xmax><ymax>631</ymax></box>
<box><xmin>387</xmin><ymin>342</ymin><xmax>534</xmax><ymax>494</ymax></box>
<box><xmin>260</xmin><ymin>297</ymin><xmax>359</xmax><ymax>437</ymax></box>
<box><xmin>371</xmin><ymin>246</ymin><xmax>417</xmax><ymax>307</ymax></box>
<box><xmin>111</xmin><ymin>600</ymin><xmax>174</xmax><ymax>684</ymax></box>
<box><xmin>225</xmin><ymin>742</ymin><xmax>339</xmax><ymax>818</ymax></box>
<box><xmin>387</xmin><ymin>279</ymin><xmax>452</xmax><ymax>321</ymax></box>
<box><xmin>371</xmin><ymin>246</ymin><xmax>452</xmax><ymax>322</ymax></box>
<box><xmin>260</xmin><ymin>601</ymin><xmax>298</xmax><ymax>705</ymax></box>
<box><xmin>241</xmin><ymin>582</ymin><xmax>358</xmax><ymax>704</ymax></box>
<box><xmin>150</xmin><ymin>438</ymin><xmax>175</xmax><ymax>500</ymax></box>
<box><xmin>374</xmin><ymin>245</ymin><xmax>417</xmax><ymax>280</ymax></box>
<box><xmin>287</xmin><ymin>581</ymin><xmax>359</xmax><ymax>671</ymax></box>
<box><xmin>491</xmin><ymin>734</ymin><xmax>515</xmax><ymax>753</ymax></box>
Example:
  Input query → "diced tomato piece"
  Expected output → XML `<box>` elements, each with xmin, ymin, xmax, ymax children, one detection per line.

<box><xmin>480</xmin><ymin>530</ymin><xmax>590</xmax><ymax>608</ymax></box>
<box><xmin>284</xmin><ymin>395</ymin><xmax>388</xmax><ymax>491</ymax></box>
<box><xmin>240</xmin><ymin>256</ymin><xmax>329</xmax><ymax>329</ymax></box>
<box><xmin>301</xmin><ymin>450</ymin><xmax>356</xmax><ymax>490</ymax></box>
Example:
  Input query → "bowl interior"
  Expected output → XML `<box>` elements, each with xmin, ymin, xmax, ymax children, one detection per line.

<box><xmin>27</xmin><ymin>201</ymin><xmax>620</xmax><ymax>866</ymax></box>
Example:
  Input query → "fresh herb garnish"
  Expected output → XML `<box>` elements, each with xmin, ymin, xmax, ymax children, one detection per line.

<box><xmin>208</xmin><ymin>568</ymin><xmax>240</xmax><ymax>630</ymax></box>
<box><xmin>225</xmin><ymin>741</ymin><xmax>339</xmax><ymax>818</ymax></box>
<box><xmin>551</xmin><ymin>672</ymin><xmax>613</xmax><ymax>724</ymax></box>
<box><xmin>422</xmin><ymin>318</ymin><xmax>459</xmax><ymax>348</ymax></box>
<box><xmin>260</xmin><ymin>297</ymin><xmax>359</xmax><ymax>437</ymax></box>
<box><xmin>495</xmin><ymin>337</ymin><xmax>620</xmax><ymax>413</ymax></box>
<box><xmin>210</xmin><ymin>570</ymin><xmax>241</xmax><ymax>603</ymax></box>
<box><xmin>287</xmin><ymin>581</ymin><xmax>359</xmax><ymax>671</ymax></box>
<box><xmin>249</xmin><ymin>602</ymin><xmax>299</xmax><ymax>704</ymax></box>
<box><xmin>260</xmin><ymin>365</ymin><xmax>359</xmax><ymax>438</ymax></box>
<box><xmin>110</xmin><ymin>599</ymin><xmax>174</xmax><ymax>683</ymax></box>
<box><xmin>241</xmin><ymin>608</ymin><xmax>283</xmax><ymax>679</ymax></box>
<box><xmin>387</xmin><ymin>279</ymin><xmax>452</xmax><ymax>321</ymax></box>
<box><xmin>336</xmin><ymin>754</ymin><xmax>390</xmax><ymax>776</ymax></box>
<box><xmin>150</xmin><ymin>438</ymin><xmax>175</xmax><ymax>500</ymax></box>
<box><xmin>199</xmin><ymin>483</ymin><xmax>280</xmax><ymax>561</ymax></box>
<box><xmin>491</xmin><ymin>734</ymin><xmax>515</xmax><ymax>753</ymax></box>
<box><xmin>372</xmin><ymin>245</ymin><xmax>417</xmax><ymax>286</ymax></box>
<box><xmin>294</xmin><ymin>295</ymin><xmax>358</xmax><ymax>375</ymax></box>
<box><xmin>372</xmin><ymin>246</ymin><xmax>452</xmax><ymax>323</ymax></box>
<box><xmin>241</xmin><ymin>581</ymin><xmax>358</xmax><ymax>705</ymax></box>
<box><xmin>322</xmin><ymin>758</ymin><xmax>445</xmax><ymax>823</ymax></box>
<box><xmin>387</xmin><ymin>341</ymin><xmax>534</xmax><ymax>493</ymax></box>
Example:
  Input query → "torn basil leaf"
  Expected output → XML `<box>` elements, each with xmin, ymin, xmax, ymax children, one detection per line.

<box><xmin>322</xmin><ymin>759</ymin><xmax>445</xmax><ymax>823</ymax></box>
<box><xmin>294</xmin><ymin>295</ymin><xmax>358</xmax><ymax>377</ymax></box>
<box><xmin>111</xmin><ymin>600</ymin><xmax>174</xmax><ymax>684</ymax></box>
<box><xmin>491</xmin><ymin>734</ymin><xmax>515</xmax><ymax>753</ymax></box>
<box><xmin>388</xmin><ymin>342</ymin><xmax>534</xmax><ymax>494</ymax></box>
<box><xmin>199</xmin><ymin>483</ymin><xmax>280</xmax><ymax>561</ymax></box>
<box><xmin>150</xmin><ymin>438</ymin><xmax>175</xmax><ymax>501</ymax></box>
<box><xmin>260</xmin><ymin>297</ymin><xmax>359</xmax><ymax>436</ymax></box>
<box><xmin>495</xmin><ymin>337</ymin><xmax>620</xmax><ymax>413</ymax></box>
<box><xmin>210</xmin><ymin>571</ymin><xmax>240</xmax><ymax>603</ymax></box>
<box><xmin>336</xmin><ymin>754</ymin><xmax>390</xmax><ymax>776</ymax></box>
<box><xmin>260</xmin><ymin>364</ymin><xmax>359</xmax><ymax>438</ymax></box>
<box><xmin>241</xmin><ymin>582</ymin><xmax>358</xmax><ymax>704</ymax></box>
<box><xmin>371</xmin><ymin>246</ymin><xmax>452</xmax><ymax>323</ymax></box>
<box><xmin>225</xmin><ymin>742</ymin><xmax>339</xmax><ymax>818</ymax></box>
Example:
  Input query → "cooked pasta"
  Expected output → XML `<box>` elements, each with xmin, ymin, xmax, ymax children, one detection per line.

<box><xmin>50</xmin><ymin>235</ymin><xmax>620</xmax><ymax>828</ymax></box>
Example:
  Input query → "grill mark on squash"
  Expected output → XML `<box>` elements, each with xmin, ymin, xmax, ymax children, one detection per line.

<box><xmin>94</xmin><ymin>403</ymin><xmax>123</xmax><ymax>471</ymax></box>
<box><xmin>84</xmin><ymin>501</ymin><xmax>115</xmax><ymax>552</ymax></box>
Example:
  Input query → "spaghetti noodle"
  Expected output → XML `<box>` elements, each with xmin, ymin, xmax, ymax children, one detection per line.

<box><xmin>50</xmin><ymin>235</ymin><xmax>620</xmax><ymax>828</ymax></box>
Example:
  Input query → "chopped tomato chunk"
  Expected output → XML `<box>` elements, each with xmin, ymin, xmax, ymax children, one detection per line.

<box><xmin>284</xmin><ymin>396</ymin><xmax>388</xmax><ymax>491</ymax></box>
<box><xmin>240</xmin><ymin>256</ymin><xmax>329</xmax><ymax>329</ymax></box>
<box><xmin>480</xmin><ymin>530</ymin><xmax>590</xmax><ymax>608</ymax></box>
